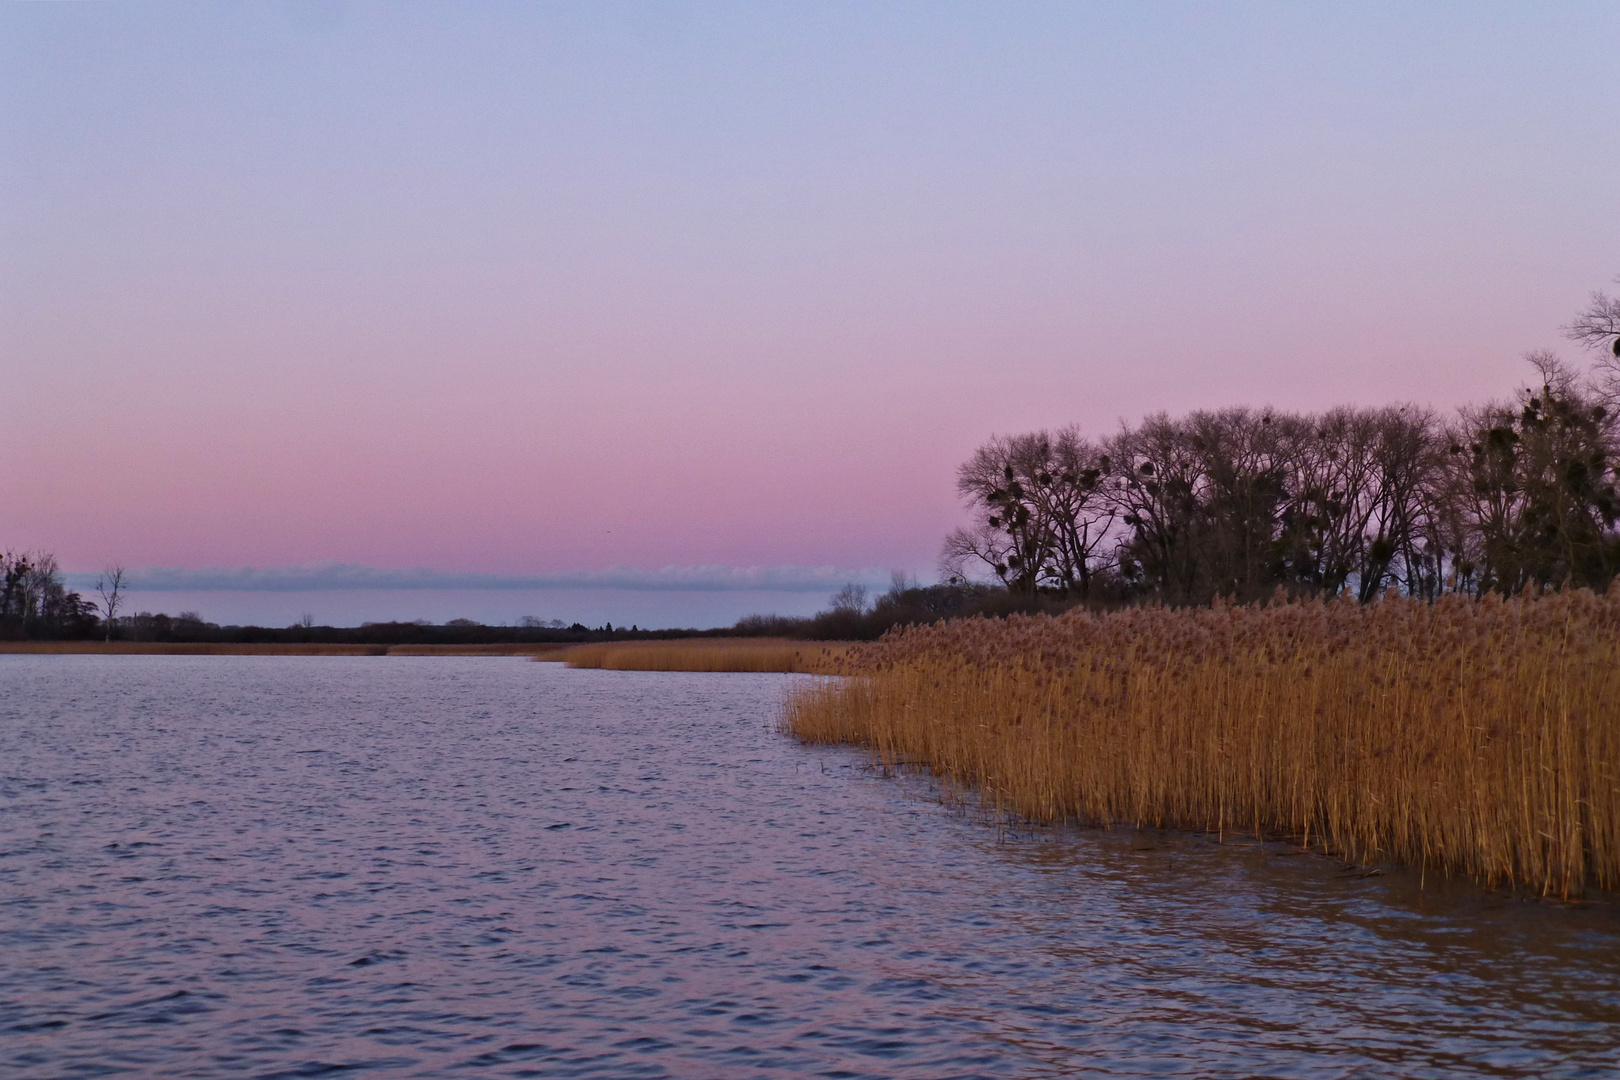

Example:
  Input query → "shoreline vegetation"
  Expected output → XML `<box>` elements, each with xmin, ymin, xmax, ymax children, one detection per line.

<box><xmin>785</xmin><ymin>590</ymin><xmax>1620</xmax><ymax>899</ymax></box>
<box><xmin>0</xmin><ymin>636</ymin><xmax>847</xmax><ymax>670</ymax></box>
<box><xmin>6</xmin><ymin>287</ymin><xmax>1618</xmax><ymax>899</ymax></box>
<box><xmin>8</xmin><ymin>295</ymin><xmax>1620</xmax><ymax>652</ymax></box>
<box><xmin>0</xmin><ymin>637</ymin><xmax>848</xmax><ymax>668</ymax></box>
<box><xmin>556</xmin><ymin>638</ymin><xmax>849</xmax><ymax>673</ymax></box>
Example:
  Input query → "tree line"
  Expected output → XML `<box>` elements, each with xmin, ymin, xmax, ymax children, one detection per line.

<box><xmin>942</xmin><ymin>283</ymin><xmax>1620</xmax><ymax>605</ymax></box>
<box><xmin>0</xmin><ymin>552</ymin><xmax>102</xmax><ymax>639</ymax></box>
<box><xmin>0</xmin><ymin>574</ymin><xmax>724</xmax><ymax>645</ymax></box>
<box><xmin>12</xmin><ymin>280</ymin><xmax>1618</xmax><ymax>640</ymax></box>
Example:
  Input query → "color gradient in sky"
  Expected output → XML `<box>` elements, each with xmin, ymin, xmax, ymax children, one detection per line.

<box><xmin>4</xmin><ymin>2</ymin><xmax>1618</xmax><ymax>624</ymax></box>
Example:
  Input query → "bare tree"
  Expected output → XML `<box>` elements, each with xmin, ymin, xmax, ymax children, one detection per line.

<box><xmin>1185</xmin><ymin>408</ymin><xmax>1296</xmax><ymax>601</ymax></box>
<box><xmin>1284</xmin><ymin>406</ymin><xmax>1446</xmax><ymax>601</ymax></box>
<box><xmin>1107</xmin><ymin>413</ymin><xmax>1205</xmax><ymax>601</ymax></box>
<box><xmin>1110</xmin><ymin>409</ymin><xmax>1298</xmax><ymax>603</ymax></box>
<box><xmin>1565</xmin><ymin>275</ymin><xmax>1620</xmax><ymax>404</ymax></box>
<box><xmin>1443</xmin><ymin>352</ymin><xmax>1619</xmax><ymax>594</ymax></box>
<box><xmin>942</xmin><ymin>427</ymin><xmax>1116</xmax><ymax>597</ymax></box>
<box><xmin>1283</xmin><ymin>407</ymin><xmax>1381</xmax><ymax>596</ymax></box>
<box><xmin>1565</xmin><ymin>276</ymin><xmax>1620</xmax><ymax>352</ymax></box>
<box><xmin>1370</xmin><ymin>407</ymin><xmax>1448</xmax><ymax>600</ymax></box>
<box><xmin>1035</xmin><ymin>427</ymin><xmax>1118</xmax><ymax>597</ymax></box>
<box><xmin>1</xmin><ymin>551</ymin><xmax>29</xmax><ymax>630</ymax></box>
<box><xmin>96</xmin><ymin>565</ymin><xmax>128</xmax><ymax>641</ymax></box>
<box><xmin>942</xmin><ymin>433</ymin><xmax>1053</xmax><ymax>595</ymax></box>
<box><xmin>830</xmin><ymin>583</ymin><xmax>869</xmax><ymax>615</ymax></box>
<box><xmin>20</xmin><ymin>552</ymin><xmax>60</xmax><ymax>634</ymax></box>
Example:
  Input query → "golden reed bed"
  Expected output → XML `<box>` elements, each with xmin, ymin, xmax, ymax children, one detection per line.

<box><xmin>556</xmin><ymin>638</ymin><xmax>848</xmax><ymax>673</ymax></box>
<box><xmin>785</xmin><ymin>591</ymin><xmax>1620</xmax><ymax>898</ymax></box>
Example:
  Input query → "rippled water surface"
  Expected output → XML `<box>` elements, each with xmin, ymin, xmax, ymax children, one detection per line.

<box><xmin>3</xmin><ymin>656</ymin><xmax>1618</xmax><ymax>1078</ymax></box>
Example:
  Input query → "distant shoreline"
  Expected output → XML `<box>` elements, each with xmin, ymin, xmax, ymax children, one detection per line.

<box><xmin>0</xmin><ymin>641</ymin><xmax>574</xmax><ymax>657</ymax></box>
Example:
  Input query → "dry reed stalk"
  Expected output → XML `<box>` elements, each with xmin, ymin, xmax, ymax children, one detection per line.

<box><xmin>784</xmin><ymin>590</ymin><xmax>1620</xmax><ymax>898</ymax></box>
<box><xmin>556</xmin><ymin>638</ymin><xmax>849</xmax><ymax>674</ymax></box>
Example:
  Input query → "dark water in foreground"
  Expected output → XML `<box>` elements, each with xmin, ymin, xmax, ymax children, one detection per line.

<box><xmin>2</xmin><ymin>658</ymin><xmax>1617</xmax><ymax>1079</ymax></box>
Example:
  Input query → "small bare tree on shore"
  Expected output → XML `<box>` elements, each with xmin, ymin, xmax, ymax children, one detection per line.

<box><xmin>830</xmin><ymin>583</ymin><xmax>870</xmax><ymax>615</ymax></box>
<box><xmin>96</xmin><ymin>565</ymin><xmax>127</xmax><ymax>641</ymax></box>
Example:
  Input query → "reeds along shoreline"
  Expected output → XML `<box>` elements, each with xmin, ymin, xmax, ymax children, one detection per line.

<box><xmin>784</xmin><ymin>590</ymin><xmax>1620</xmax><ymax>898</ymax></box>
<box><xmin>556</xmin><ymin>638</ymin><xmax>847</xmax><ymax>673</ymax></box>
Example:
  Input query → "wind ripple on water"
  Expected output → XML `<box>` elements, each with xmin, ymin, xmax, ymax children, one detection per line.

<box><xmin>1</xmin><ymin>656</ymin><xmax>1617</xmax><ymax>1078</ymax></box>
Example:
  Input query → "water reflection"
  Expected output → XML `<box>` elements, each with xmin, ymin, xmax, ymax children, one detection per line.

<box><xmin>938</xmin><ymin>825</ymin><xmax>1620</xmax><ymax>1077</ymax></box>
<box><xmin>1</xmin><ymin>656</ymin><xmax>1615</xmax><ymax>1078</ymax></box>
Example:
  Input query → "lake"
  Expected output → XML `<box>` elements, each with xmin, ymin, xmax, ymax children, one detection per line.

<box><xmin>3</xmin><ymin>656</ymin><xmax>1617</xmax><ymax>1078</ymax></box>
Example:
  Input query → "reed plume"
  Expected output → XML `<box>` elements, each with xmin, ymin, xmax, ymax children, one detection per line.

<box><xmin>784</xmin><ymin>589</ymin><xmax>1620</xmax><ymax>898</ymax></box>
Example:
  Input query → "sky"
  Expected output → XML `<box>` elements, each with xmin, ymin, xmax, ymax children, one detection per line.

<box><xmin>4</xmin><ymin>2</ymin><xmax>1619</xmax><ymax>626</ymax></box>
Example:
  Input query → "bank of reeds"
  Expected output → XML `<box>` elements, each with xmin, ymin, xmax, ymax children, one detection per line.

<box><xmin>784</xmin><ymin>590</ymin><xmax>1620</xmax><ymax>898</ymax></box>
<box><xmin>558</xmin><ymin>638</ymin><xmax>847</xmax><ymax>673</ymax></box>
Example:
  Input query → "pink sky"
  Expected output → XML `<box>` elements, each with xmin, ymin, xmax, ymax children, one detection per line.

<box><xmin>4</xmin><ymin>4</ymin><xmax>1618</xmax><ymax>622</ymax></box>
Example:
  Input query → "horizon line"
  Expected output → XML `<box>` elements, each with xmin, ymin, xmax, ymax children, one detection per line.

<box><xmin>63</xmin><ymin>562</ymin><xmax>899</xmax><ymax>595</ymax></box>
